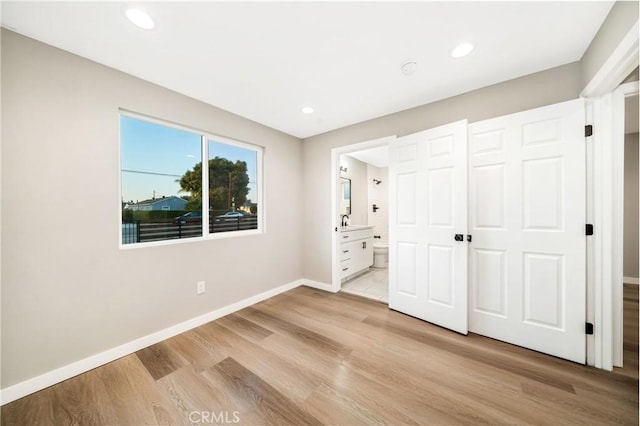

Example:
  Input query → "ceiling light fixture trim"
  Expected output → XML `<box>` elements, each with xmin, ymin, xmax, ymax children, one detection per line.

<box><xmin>451</xmin><ymin>42</ymin><xmax>474</xmax><ymax>58</ymax></box>
<box><xmin>125</xmin><ymin>8</ymin><xmax>155</xmax><ymax>30</ymax></box>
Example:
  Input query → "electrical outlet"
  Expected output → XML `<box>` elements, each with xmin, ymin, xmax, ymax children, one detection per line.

<box><xmin>196</xmin><ymin>281</ymin><xmax>206</xmax><ymax>295</ymax></box>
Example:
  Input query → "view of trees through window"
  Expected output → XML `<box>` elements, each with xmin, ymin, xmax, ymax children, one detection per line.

<box><xmin>121</xmin><ymin>115</ymin><xmax>261</xmax><ymax>245</ymax></box>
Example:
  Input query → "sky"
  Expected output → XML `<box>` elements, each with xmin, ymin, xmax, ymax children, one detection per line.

<box><xmin>121</xmin><ymin>115</ymin><xmax>258</xmax><ymax>204</ymax></box>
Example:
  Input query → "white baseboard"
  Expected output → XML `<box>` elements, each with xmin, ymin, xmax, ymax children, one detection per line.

<box><xmin>302</xmin><ymin>278</ymin><xmax>336</xmax><ymax>293</ymax></box>
<box><xmin>623</xmin><ymin>276</ymin><xmax>639</xmax><ymax>285</ymax></box>
<box><xmin>0</xmin><ymin>279</ymin><xmax>302</xmax><ymax>406</ymax></box>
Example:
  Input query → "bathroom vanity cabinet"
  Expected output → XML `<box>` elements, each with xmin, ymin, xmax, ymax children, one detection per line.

<box><xmin>339</xmin><ymin>226</ymin><xmax>374</xmax><ymax>279</ymax></box>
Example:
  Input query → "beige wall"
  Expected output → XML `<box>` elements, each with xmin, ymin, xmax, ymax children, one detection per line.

<box><xmin>624</xmin><ymin>133</ymin><xmax>639</xmax><ymax>279</ymax></box>
<box><xmin>1</xmin><ymin>30</ymin><xmax>303</xmax><ymax>387</ymax></box>
<box><xmin>581</xmin><ymin>1</ymin><xmax>639</xmax><ymax>88</ymax></box>
<box><xmin>301</xmin><ymin>62</ymin><xmax>583</xmax><ymax>284</ymax></box>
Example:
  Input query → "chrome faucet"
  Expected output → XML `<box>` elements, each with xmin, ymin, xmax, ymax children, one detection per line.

<box><xmin>341</xmin><ymin>214</ymin><xmax>349</xmax><ymax>227</ymax></box>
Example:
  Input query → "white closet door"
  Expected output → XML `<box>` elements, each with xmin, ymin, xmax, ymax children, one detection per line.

<box><xmin>468</xmin><ymin>99</ymin><xmax>586</xmax><ymax>363</ymax></box>
<box><xmin>389</xmin><ymin>120</ymin><xmax>468</xmax><ymax>335</ymax></box>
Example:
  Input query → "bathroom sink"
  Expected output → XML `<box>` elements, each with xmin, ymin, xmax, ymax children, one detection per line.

<box><xmin>341</xmin><ymin>225</ymin><xmax>374</xmax><ymax>231</ymax></box>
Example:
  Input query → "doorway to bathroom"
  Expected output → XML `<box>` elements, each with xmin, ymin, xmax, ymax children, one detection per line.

<box><xmin>331</xmin><ymin>136</ymin><xmax>395</xmax><ymax>302</ymax></box>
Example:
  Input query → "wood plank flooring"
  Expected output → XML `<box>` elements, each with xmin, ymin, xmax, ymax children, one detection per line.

<box><xmin>2</xmin><ymin>285</ymin><xmax>638</xmax><ymax>425</ymax></box>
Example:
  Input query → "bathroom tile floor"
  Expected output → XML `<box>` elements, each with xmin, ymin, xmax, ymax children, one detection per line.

<box><xmin>341</xmin><ymin>267</ymin><xmax>389</xmax><ymax>303</ymax></box>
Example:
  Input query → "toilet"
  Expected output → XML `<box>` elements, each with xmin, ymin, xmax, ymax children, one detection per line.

<box><xmin>373</xmin><ymin>243</ymin><xmax>388</xmax><ymax>268</ymax></box>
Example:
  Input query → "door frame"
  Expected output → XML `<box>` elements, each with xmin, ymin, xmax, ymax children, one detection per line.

<box><xmin>612</xmin><ymin>81</ymin><xmax>639</xmax><ymax>367</ymax></box>
<box><xmin>330</xmin><ymin>135</ymin><xmax>396</xmax><ymax>293</ymax></box>
<box><xmin>582</xmin><ymin>19</ymin><xmax>639</xmax><ymax>370</ymax></box>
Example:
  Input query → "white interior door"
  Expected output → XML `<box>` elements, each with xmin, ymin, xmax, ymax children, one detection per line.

<box><xmin>389</xmin><ymin>120</ymin><xmax>468</xmax><ymax>334</ymax></box>
<box><xmin>468</xmin><ymin>99</ymin><xmax>586</xmax><ymax>363</ymax></box>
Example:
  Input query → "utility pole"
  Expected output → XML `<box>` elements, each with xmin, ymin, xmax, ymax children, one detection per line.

<box><xmin>228</xmin><ymin>173</ymin><xmax>232</xmax><ymax>209</ymax></box>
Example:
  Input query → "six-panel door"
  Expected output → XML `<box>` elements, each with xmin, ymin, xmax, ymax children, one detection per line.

<box><xmin>387</xmin><ymin>99</ymin><xmax>586</xmax><ymax>362</ymax></box>
<box><xmin>389</xmin><ymin>120</ymin><xmax>469</xmax><ymax>335</ymax></box>
<box><xmin>468</xmin><ymin>99</ymin><xmax>586</xmax><ymax>363</ymax></box>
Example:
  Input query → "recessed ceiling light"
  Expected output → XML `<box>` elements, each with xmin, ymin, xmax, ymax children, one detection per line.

<box><xmin>125</xmin><ymin>8</ymin><xmax>155</xmax><ymax>30</ymax></box>
<box><xmin>401</xmin><ymin>60</ymin><xmax>418</xmax><ymax>76</ymax></box>
<box><xmin>301</xmin><ymin>106</ymin><xmax>314</xmax><ymax>114</ymax></box>
<box><xmin>451</xmin><ymin>42</ymin><xmax>474</xmax><ymax>58</ymax></box>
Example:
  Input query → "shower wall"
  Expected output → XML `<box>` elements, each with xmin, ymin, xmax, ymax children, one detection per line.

<box><xmin>367</xmin><ymin>164</ymin><xmax>389</xmax><ymax>244</ymax></box>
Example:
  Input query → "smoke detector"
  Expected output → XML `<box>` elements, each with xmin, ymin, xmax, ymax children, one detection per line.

<box><xmin>401</xmin><ymin>60</ymin><xmax>418</xmax><ymax>76</ymax></box>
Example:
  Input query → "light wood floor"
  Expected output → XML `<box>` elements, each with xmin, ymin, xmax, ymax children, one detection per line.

<box><xmin>2</xmin><ymin>285</ymin><xmax>638</xmax><ymax>425</ymax></box>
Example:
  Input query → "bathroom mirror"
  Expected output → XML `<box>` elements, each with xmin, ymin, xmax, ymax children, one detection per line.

<box><xmin>340</xmin><ymin>177</ymin><xmax>351</xmax><ymax>215</ymax></box>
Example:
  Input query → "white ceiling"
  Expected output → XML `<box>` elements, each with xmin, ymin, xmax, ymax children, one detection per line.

<box><xmin>348</xmin><ymin>146</ymin><xmax>389</xmax><ymax>168</ymax></box>
<box><xmin>1</xmin><ymin>1</ymin><xmax>613</xmax><ymax>139</ymax></box>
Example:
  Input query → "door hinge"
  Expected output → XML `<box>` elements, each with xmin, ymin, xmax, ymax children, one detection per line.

<box><xmin>586</xmin><ymin>224</ymin><xmax>594</xmax><ymax>236</ymax></box>
<box><xmin>585</xmin><ymin>322</ymin><xmax>594</xmax><ymax>335</ymax></box>
<box><xmin>585</xmin><ymin>125</ymin><xmax>593</xmax><ymax>137</ymax></box>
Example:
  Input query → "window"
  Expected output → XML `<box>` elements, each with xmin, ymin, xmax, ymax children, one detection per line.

<box><xmin>208</xmin><ymin>139</ymin><xmax>259</xmax><ymax>234</ymax></box>
<box><xmin>120</xmin><ymin>113</ymin><xmax>263</xmax><ymax>246</ymax></box>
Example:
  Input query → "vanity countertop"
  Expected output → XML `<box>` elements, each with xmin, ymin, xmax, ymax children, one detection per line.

<box><xmin>340</xmin><ymin>225</ymin><xmax>374</xmax><ymax>232</ymax></box>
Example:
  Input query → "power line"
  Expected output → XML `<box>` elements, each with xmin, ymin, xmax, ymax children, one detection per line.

<box><xmin>122</xmin><ymin>169</ymin><xmax>182</xmax><ymax>178</ymax></box>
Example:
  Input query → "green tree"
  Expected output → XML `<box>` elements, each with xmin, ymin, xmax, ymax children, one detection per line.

<box><xmin>179</xmin><ymin>157</ymin><xmax>250</xmax><ymax>212</ymax></box>
<box><xmin>122</xmin><ymin>208</ymin><xmax>134</xmax><ymax>222</ymax></box>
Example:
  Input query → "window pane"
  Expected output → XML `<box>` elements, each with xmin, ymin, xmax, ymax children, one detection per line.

<box><xmin>208</xmin><ymin>139</ymin><xmax>258</xmax><ymax>234</ymax></box>
<box><xmin>121</xmin><ymin>116</ymin><xmax>202</xmax><ymax>244</ymax></box>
